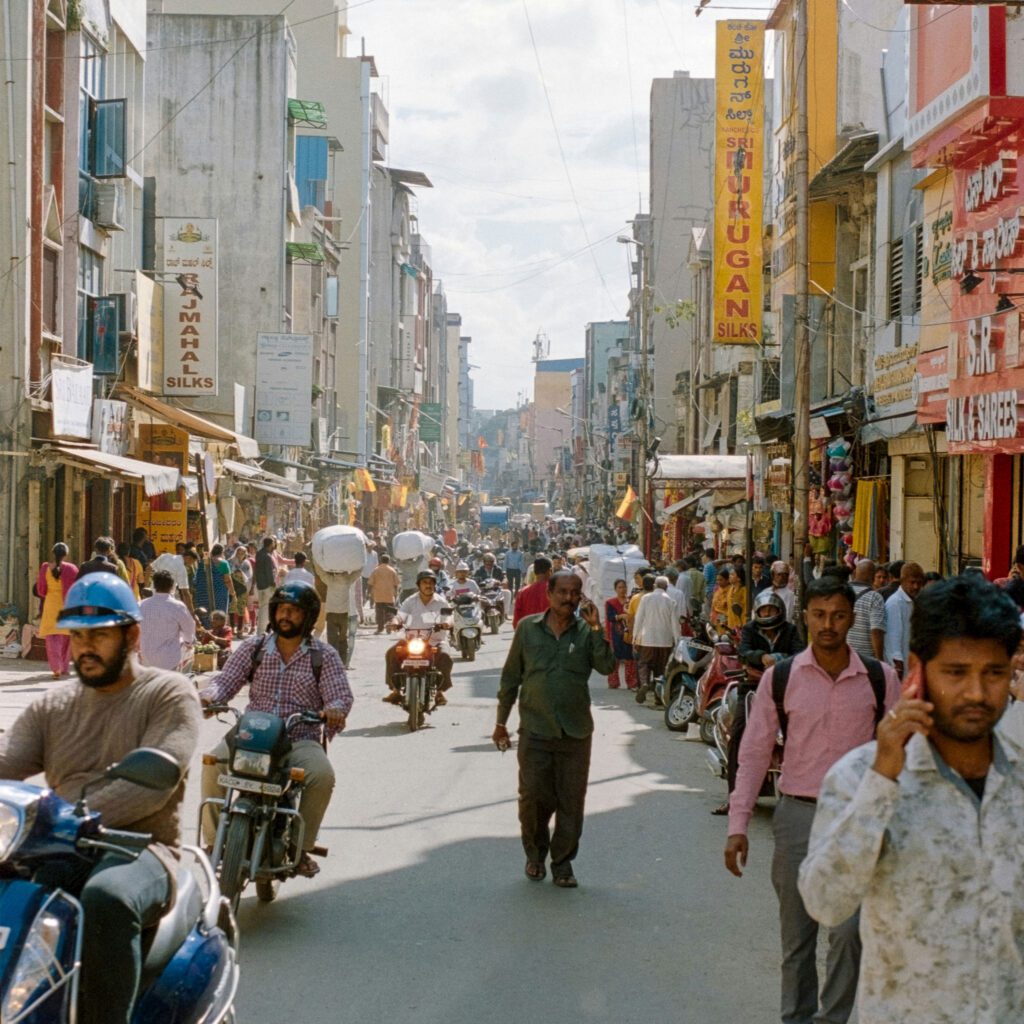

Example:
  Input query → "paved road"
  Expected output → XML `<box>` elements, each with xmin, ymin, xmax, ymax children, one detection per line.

<box><xmin>0</xmin><ymin>623</ymin><xmax>783</xmax><ymax>1023</ymax></box>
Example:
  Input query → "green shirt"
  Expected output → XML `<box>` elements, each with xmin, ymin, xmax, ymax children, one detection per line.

<box><xmin>497</xmin><ymin>612</ymin><xmax>616</xmax><ymax>739</ymax></box>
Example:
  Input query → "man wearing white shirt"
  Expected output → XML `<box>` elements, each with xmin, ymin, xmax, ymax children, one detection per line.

<box><xmin>384</xmin><ymin>571</ymin><xmax>453</xmax><ymax>704</ymax></box>
<box><xmin>283</xmin><ymin>552</ymin><xmax>317</xmax><ymax>588</ymax></box>
<box><xmin>770</xmin><ymin>561</ymin><xmax>797</xmax><ymax>623</ymax></box>
<box><xmin>883</xmin><ymin>562</ymin><xmax>924</xmax><ymax>678</ymax></box>
<box><xmin>665</xmin><ymin>567</ymin><xmax>692</xmax><ymax>622</ymax></box>
<box><xmin>633</xmin><ymin>576</ymin><xmax>680</xmax><ymax>703</ymax></box>
<box><xmin>139</xmin><ymin>570</ymin><xmax>196</xmax><ymax>670</ymax></box>
<box><xmin>150</xmin><ymin>544</ymin><xmax>196</xmax><ymax>617</ymax></box>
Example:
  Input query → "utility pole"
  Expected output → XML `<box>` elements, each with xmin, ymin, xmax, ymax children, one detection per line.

<box><xmin>792</xmin><ymin>0</ymin><xmax>811</xmax><ymax>613</ymax></box>
<box><xmin>638</xmin><ymin>217</ymin><xmax>652</xmax><ymax>555</ymax></box>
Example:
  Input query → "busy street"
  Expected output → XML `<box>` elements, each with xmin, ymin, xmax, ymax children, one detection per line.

<box><xmin>0</xmin><ymin>607</ymin><xmax>787</xmax><ymax>1023</ymax></box>
<box><xmin>6</xmin><ymin>0</ymin><xmax>1024</xmax><ymax>1022</ymax></box>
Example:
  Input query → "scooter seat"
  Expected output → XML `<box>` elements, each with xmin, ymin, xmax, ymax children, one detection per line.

<box><xmin>141</xmin><ymin>865</ymin><xmax>203</xmax><ymax>983</ymax></box>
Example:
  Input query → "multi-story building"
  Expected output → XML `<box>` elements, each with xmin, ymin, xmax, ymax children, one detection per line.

<box><xmin>649</xmin><ymin>72</ymin><xmax>716</xmax><ymax>453</ymax></box>
<box><xmin>0</xmin><ymin>0</ymin><xmax>155</xmax><ymax>614</ymax></box>
<box><xmin>531</xmin><ymin>358</ymin><xmax>584</xmax><ymax>503</ymax></box>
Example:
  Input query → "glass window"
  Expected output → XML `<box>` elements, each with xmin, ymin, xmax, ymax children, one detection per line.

<box><xmin>76</xmin><ymin>246</ymin><xmax>102</xmax><ymax>360</ymax></box>
<box><xmin>92</xmin><ymin>99</ymin><xmax>126</xmax><ymax>178</ymax></box>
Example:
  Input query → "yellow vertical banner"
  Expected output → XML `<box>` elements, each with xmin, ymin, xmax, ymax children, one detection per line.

<box><xmin>714</xmin><ymin>20</ymin><xmax>765</xmax><ymax>344</ymax></box>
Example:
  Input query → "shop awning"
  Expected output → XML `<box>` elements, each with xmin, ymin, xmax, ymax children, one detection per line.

<box><xmin>116</xmin><ymin>385</ymin><xmax>260</xmax><ymax>458</ymax></box>
<box><xmin>50</xmin><ymin>446</ymin><xmax>181</xmax><ymax>496</ymax></box>
<box><xmin>222</xmin><ymin>459</ymin><xmax>312</xmax><ymax>503</ymax></box>
<box><xmin>648</xmin><ymin>455</ymin><xmax>748</xmax><ymax>483</ymax></box>
<box><xmin>656</xmin><ymin>488</ymin><xmax>712</xmax><ymax>523</ymax></box>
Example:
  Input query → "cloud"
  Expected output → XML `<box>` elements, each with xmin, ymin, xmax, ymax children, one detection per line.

<box><xmin>351</xmin><ymin>0</ymin><xmax>774</xmax><ymax>407</ymax></box>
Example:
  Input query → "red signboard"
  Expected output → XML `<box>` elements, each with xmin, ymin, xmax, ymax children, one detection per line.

<box><xmin>906</xmin><ymin>5</ymin><xmax>1006</xmax><ymax>155</ymax></box>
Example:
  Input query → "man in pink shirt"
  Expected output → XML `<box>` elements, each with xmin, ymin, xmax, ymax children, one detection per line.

<box><xmin>723</xmin><ymin>576</ymin><xmax>899</xmax><ymax>1024</ymax></box>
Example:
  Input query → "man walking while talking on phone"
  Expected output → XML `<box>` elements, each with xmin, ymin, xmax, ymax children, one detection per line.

<box><xmin>798</xmin><ymin>575</ymin><xmax>1024</xmax><ymax>1024</ymax></box>
<box><xmin>724</xmin><ymin>576</ymin><xmax>900</xmax><ymax>1024</ymax></box>
<box><xmin>493</xmin><ymin>571</ymin><xmax>614</xmax><ymax>888</ymax></box>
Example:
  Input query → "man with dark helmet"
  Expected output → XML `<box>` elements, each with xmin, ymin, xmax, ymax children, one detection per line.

<box><xmin>385</xmin><ymin>570</ymin><xmax>454</xmax><ymax>705</ymax></box>
<box><xmin>0</xmin><ymin>574</ymin><xmax>200</xmax><ymax>1024</ymax></box>
<box><xmin>199</xmin><ymin>581</ymin><xmax>353</xmax><ymax>878</ymax></box>
<box><xmin>712</xmin><ymin>591</ymin><xmax>805</xmax><ymax>816</ymax></box>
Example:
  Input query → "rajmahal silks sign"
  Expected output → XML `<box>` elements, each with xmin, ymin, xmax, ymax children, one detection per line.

<box><xmin>713</xmin><ymin>20</ymin><xmax>765</xmax><ymax>344</ymax></box>
<box><xmin>162</xmin><ymin>218</ymin><xmax>218</xmax><ymax>396</ymax></box>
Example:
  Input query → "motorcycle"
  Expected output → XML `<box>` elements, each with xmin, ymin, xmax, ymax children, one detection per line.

<box><xmin>391</xmin><ymin>617</ymin><xmax>453</xmax><ymax>732</ymax></box>
<box><xmin>657</xmin><ymin>632</ymin><xmax>715</xmax><ymax>732</ymax></box>
<box><xmin>0</xmin><ymin>747</ymin><xmax>238</xmax><ymax>1023</ymax></box>
<box><xmin>201</xmin><ymin>705</ymin><xmax>328</xmax><ymax>913</ymax></box>
<box><xmin>451</xmin><ymin>594</ymin><xmax>483</xmax><ymax>661</ymax></box>
<box><xmin>706</xmin><ymin>669</ymin><xmax>782</xmax><ymax>801</ymax></box>
<box><xmin>479</xmin><ymin>580</ymin><xmax>504</xmax><ymax>634</ymax></box>
<box><xmin>695</xmin><ymin>625</ymin><xmax>746</xmax><ymax>745</ymax></box>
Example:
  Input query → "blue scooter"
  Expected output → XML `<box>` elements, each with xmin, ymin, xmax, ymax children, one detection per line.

<box><xmin>0</xmin><ymin>747</ymin><xmax>238</xmax><ymax>1023</ymax></box>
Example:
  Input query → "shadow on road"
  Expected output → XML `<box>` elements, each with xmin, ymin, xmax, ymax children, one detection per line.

<box><xmin>233</xmin><ymin>670</ymin><xmax>780</xmax><ymax>1024</ymax></box>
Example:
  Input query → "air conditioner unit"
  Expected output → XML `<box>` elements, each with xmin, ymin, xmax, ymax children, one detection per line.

<box><xmin>93</xmin><ymin>181</ymin><xmax>125</xmax><ymax>232</ymax></box>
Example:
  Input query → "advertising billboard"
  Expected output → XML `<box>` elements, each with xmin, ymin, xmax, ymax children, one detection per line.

<box><xmin>713</xmin><ymin>20</ymin><xmax>766</xmax><ymax>344</ymax></box>
<box><xmin>254</xmin><ymin>333</ymin><xmax>314</xmax><ymax>446</ymax></box>
<box><xmin>161</xmin><ymin>218</ymin><xmax>218</xmax><ymax>396</ymax></box>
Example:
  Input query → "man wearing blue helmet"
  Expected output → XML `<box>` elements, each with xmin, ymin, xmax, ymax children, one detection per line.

<box><xmin>0</xmin><ymin>572</ymin><xmax>200</xmax><ymax>1024</ymax></box>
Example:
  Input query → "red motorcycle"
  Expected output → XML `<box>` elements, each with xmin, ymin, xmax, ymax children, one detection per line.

<box><xmin>695</xmin><ymin>624</ymin><xmax>746</xmax><ymax>745</ymax></box>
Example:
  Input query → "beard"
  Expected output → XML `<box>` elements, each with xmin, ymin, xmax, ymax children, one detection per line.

<box><xmin>73</xmin><ymin>646</ymin><xmax>130</xmax><ymax>689</ymax></box>
<box><xmin>273</xmin><ymin>618</ymin><xmax>304</xmax><ymax>638</ymax></box>
<box><xmin>931</xmin><ymin>700</ymin><xmax>1005</xmax><ymax>743</ymax></box>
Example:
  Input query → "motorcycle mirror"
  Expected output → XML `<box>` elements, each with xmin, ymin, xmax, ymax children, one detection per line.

<box><xmin>76</xmin><ymin>748</ymin><xmax>181</xmax><ymax>816</ymax></box>
<box><xmin>104</xmin><ymin>748</ymin><xmax>183</xmax><ymax>791</ymax></box>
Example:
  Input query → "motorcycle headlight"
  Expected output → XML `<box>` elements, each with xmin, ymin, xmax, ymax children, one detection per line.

<box><xmin>407</xmin><ymin>638</ymin><xmax>427</xmax><ymax>656</ymax></box>
<box><xmin>2</xmin><ymin>911</ymin><xmax>64</xmax><ymax>1020</ymax></box>
<box><xmin>0</xmin><ymin>802</ymin><xmax>27</xmax><ymax>862</ymax></box>
<box><xmin>231</xmin><ymin>750</ymin><xmax>271</xmax><ymax>778</ymax></box>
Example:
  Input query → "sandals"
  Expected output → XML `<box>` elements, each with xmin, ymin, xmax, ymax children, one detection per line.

<box><xmin>552</xmin><ymin>872</ymin><xmax>578</xmax><ymax>888</ymax></box>
<box><xmin>382</xmin><ymin>691</ymin><xmax>403</xmax><ymax>705</ymax></box>
<box><xmin>294</xmin><ymin>853</ymin><xmax>321</xmax><ymax>878</ymax></box>
<box><xmin>711</xmin><ymin>803</ymin><xmax>730</xmax><ymax>816</ymax></box>
<box><xmin>525</xmin><ymin>861</ymin><xmax>546</xmax><ymax>881</ymax></box>
<box><xmin>434</xmin><ymin>692</ymin><xmax>448</xmax><ymax>706</ymax></box>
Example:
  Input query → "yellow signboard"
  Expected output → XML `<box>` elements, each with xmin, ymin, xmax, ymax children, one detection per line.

<box><xmin>713</xmin><ymin>20</ymin><xmax>765</xmax><ymax>344</ymax></box>
<box><xmin>137</xmin><ymin>424</ymin><xmax>189</xmax><ymax>554</ymax></box>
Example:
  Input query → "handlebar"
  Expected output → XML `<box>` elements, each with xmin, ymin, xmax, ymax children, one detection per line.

<box><xmin>203</xmin><ymin>704</ymin><xmax>241</xmax><ymax>720</ymax></box>
<box><xmin>285</xmin><ymin>710</ymin><xmax>326</xmax><ymax>731</ymax></box>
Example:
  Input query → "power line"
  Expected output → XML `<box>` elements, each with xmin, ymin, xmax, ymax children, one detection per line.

<box><xmin>521</xmin><ymin>0</ymin><xmax>620</xmax><ymax>316</ymax></box>
<box><xmin>0</xmin><ymin>0</ymin><xmax>378</xmax><ymax>63</ymax></box>
<box><xmin>621</xmin><ymin>0</ymin><xmax>644</xmax><ymax>212</ymax></box>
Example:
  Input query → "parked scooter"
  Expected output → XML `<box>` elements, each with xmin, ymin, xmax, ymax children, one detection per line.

<box><xmin>658</xmin><ymin>632</ymin><xmax>715</xmax><ymax>732</ymax></box>
<box><xmin>695</xmin><ymin>625</ymin><xmax>746</xmax><ymax>745</ymax></box>
<box><xmin>391</xmin><ymin>612</ymin><xmax>454</xmax><ymax>731</ymax></box>
<box><xmin>451</xmin><ymin>593</ymin><xmax>483</xmax><ymax>661</ymax></box>
<box><xmin>706</xmin><ymin>669</ymin><xmax>782</xmax><ymax>800</ymax></box>
<box><xmin>479</xmin><ymin>580</ymin><xmax>504</xmax><ymax>634</ymax></box>
<box><xmin>0</xmin><ymin>747</ymin><xmax>238</xmax><ymax>1023</ymax></box>
<box><xmin>202</xmin><ymin>705</ymin><xmax>328</xmax><ymax>912</ymax></box>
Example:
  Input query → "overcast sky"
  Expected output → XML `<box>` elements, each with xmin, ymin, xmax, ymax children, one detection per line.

<box><xmin>350</xmin><ymin>0</ymin><xmax>774</xmax><ymax>410</ymax></box>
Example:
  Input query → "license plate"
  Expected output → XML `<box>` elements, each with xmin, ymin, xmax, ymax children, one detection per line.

<box><xmin>218</xmin><ymin>773</ymin><xmax>283</xmax><ymax>797</ymax></box>
<box><xmin>402</xmin><ymin>659</ymin><xmax>430</xmax><ymax>668</ymax></box>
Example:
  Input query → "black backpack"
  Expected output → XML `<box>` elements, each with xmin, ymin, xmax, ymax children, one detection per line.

<box><xmin>245</xmin><ymin>633</ymin><xmax>323</xmax><ymax>686</ymax></box>
<box><xmin>771</xmin><ymin>654</ymin><xmax>887</xmax><ymax>743</ymax></box>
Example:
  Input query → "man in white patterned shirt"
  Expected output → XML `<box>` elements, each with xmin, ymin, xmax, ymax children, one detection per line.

<box><xmin>799</xmin><ymin>574</ymin><xmax>1024</xmax><ymax>1024</ymax></box>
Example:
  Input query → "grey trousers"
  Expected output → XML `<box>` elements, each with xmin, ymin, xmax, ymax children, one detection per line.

<box><xmin>771</xmin><ymin>796</ymin><xmax>861</xmax><ymax>1024</ymax></box>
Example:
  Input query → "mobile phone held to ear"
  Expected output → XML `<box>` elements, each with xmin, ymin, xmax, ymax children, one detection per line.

<box><xmin>902</xmin><ymin>663</ymin><xmax>924</xmax><ymax>701</ymax></box>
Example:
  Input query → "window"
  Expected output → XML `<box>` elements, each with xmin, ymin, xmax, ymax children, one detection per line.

<box><xmin>78</xmin><ymin>34</ymin><xmax>125</xmax><ymax>217</ymax></box>
<box><xmin>888</xmin><ymin>238</ymin><xmax>903</xmax><ymax>322</ymax></box>
<box><xmin>76</xmin><ymin>246</ymin><xmax>101</xmax><ymax>360</ymax></box>
<box><xmin>325</xmin><ymin>275</ymin><xmax>339</xmax><ymax>318</ymax></box>
<box><xmin>42</xmin><ymin>247</ymin><xmax>60</xmax><ymax>336</ymax></box>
